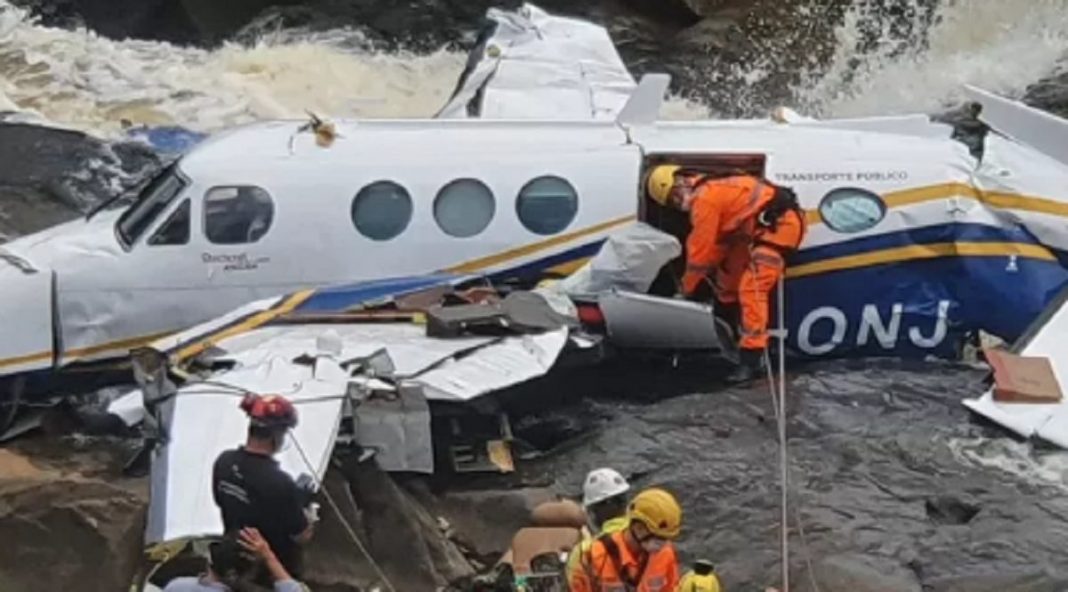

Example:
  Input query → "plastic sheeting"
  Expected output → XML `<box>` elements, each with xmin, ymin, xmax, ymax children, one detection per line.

<box><xmin>554</xmin><ymin>222</ymin><xmax>681</xmax><ymax>296</ymax></box>
<box><xmin>437</xmin><ymin>3</ymin><xmax>636</xmax><ymax>120</ymax></box>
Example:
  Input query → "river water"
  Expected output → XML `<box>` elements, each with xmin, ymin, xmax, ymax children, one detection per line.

<box><xmin>2</xmin><ymin>0</ymin><xmax>1068</xmax><ymax>589</ymax></box>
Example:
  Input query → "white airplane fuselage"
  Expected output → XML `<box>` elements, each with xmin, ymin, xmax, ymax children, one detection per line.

<box><xmin>2</xmin><ymin>106</ymin><xmax>1068</xmax><ymax>388</ymax></box>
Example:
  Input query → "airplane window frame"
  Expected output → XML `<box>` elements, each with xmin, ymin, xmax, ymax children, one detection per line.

<box><xmin>818</xmin><ymin>187</ymin><xmax>887</xmax><ymax>234</ymax></box>
<box><xmin>433</xmin><ymin>178</ymin><xmax>496</xmax><ymax>238</ymax></box>
<box><xmin>515</xmin><ymin>175</ymin><xmax>579</xmax><ymax>236</ymax></box>
<box><xmin>116</xmin><ymin>165</ymin><xmax>188</xmax><ymax>248</ymax></box>
<box><xmin>203</xmin><ymin>185</ymin><xmax>276</xmax><ymax>246</ymax></box>
<box><xmin>147</xmin><ymin>199</ymin><xmax>191</xmax><ymax>246</ymax></box>
<box><xmin>351</xmin><ymin>180</ymin><xmax>414</xmax><ymax>242</ymax></box>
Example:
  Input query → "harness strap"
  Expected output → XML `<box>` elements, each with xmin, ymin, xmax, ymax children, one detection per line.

<box><xmin>600</xmin><ymin>534</ymin><xmax>647</xmax><ymax>592</ymax></box>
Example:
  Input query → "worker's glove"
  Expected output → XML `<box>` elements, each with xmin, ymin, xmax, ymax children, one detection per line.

<box><xmin>303</xmin><ymin>502</ymin><xmax>321</xmax><ymax>526</ymax></box>
<box><xmin>294</xmin><ymin>473</ymin><xmax>318</xmax><ymax>507</ymax></box>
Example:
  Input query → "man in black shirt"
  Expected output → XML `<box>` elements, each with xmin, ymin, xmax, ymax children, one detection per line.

<box><xmin>212</xmin><ymin>393</ymin><xmax>314</xmax><ymax>579</ymax></box>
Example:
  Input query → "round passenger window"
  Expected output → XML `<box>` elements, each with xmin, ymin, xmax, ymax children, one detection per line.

<box><xmin>516</xmin><ymin>176</ymin><xmax>578</xmax><ymax>235</ymax></box>
<box><xmin>818</xmin><ymin>187</ymin><xmax>887</xmax><ymax>234</ymax></box>
<box><xmin>434</xmin><ymin>179</ymin><xmax>496</xmax><ymax>238</ymax></box>
<box><xmin>351</xmin><ymin>181</ymin><xmax>413</xmax><ymax>241</ymax></box>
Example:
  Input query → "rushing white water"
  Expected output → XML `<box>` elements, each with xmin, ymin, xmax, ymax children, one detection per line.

<box><xmin>1</xmin><ymin>0</ymin><xmax>1066</xmax><ymax>136</ymax></box>
<box><xmin>949</xmin><ymin>436</ymin><xmax>1068</xmax><ymax>492</ymax></box>
<box><xmin>0</xmin><ymin>3</ymin><xmax>468</xmax><ymax>135</ymax></box>
<box><xmin>797</xmin><ymin>0</ymin><xmax>1068</xmax><ymax>117</ymax></box>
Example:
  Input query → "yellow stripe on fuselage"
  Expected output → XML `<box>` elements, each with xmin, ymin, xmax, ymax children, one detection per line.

<box><xmin>174</xmin><ymin>289</ymin><xmax>314</xmax><ymax>362</ymax></box>
<box><xmin>444</xmin><ymin>215</ymin><xmax>635</xmax><ymax>274</ymax></box>
<box><xmin>786</xmin><ymin>241</ymin><xmax>1056</xmax><ymax>279</ymax></box>
<box><xmin>0</xmin><ymin>349</ymin><xmax>52</xmax><ymax>371</ymax></box>
<box><xmin>806</xmin><ymin>182</ymin><xmax>1068</xmax><ymax>226</ymax></box>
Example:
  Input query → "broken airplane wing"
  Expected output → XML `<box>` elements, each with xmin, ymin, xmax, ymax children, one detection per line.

<box><xmin>963</xmin><ymin>285</ymin><xmax>1068</xmax><ymax>449</ymax></box>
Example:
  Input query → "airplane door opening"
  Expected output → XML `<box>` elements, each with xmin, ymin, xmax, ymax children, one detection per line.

<box><xmin>638</xmin><ymin>153</ymin><xmax>767</xmax><ymax>298</ymax></box>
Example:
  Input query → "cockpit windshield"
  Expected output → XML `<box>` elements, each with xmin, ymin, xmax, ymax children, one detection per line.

<box><xmin>116</xmin><ymin>165</ymin><xmax>187</xmax><ymax>248</ymax></box>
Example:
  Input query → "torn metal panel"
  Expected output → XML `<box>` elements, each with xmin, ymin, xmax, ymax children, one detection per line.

<box><xmin>599</xmin><ymin>291</ymin><xmax>728</xmax><ymax>352</ymax></box>
<box><xmin>109</xmin><ymin>324</ymin><xmax>494</xmax><ymax>426</ymax></box>
<box><xmin>145</xmin><ymin>356</ymin><xmax>347</xmax><ymax>544</ymax></box>
<box><xmin>963</xmin><ymin>287</ymin><xmax>1068</xmax><ymax>448</ymax></box>
<box><xmin>353</xmin><ymin>383</ymin><xmax>433</xmax><ymax>473</ymax></box>
<box><xmin>437</xmin><ymin>3</ymin><xmax>635</xmax><ymax>121</ymax></box>
<box><xmin>974</xmin><ymin>133</ymin><xmax>1068</xmax><ymax>253</ymax></box>
<box><xmin>413</xmin><ymin>329</ymin><xmax>569</xmax><ymax>402</ymax></box>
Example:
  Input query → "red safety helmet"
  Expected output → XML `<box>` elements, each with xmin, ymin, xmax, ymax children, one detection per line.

<box><xmin>240</xmin><ymin>393</ymin><xmax>298</xmax><ymax>431</ymax></box>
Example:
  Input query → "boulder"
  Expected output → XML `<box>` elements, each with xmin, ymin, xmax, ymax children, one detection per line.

<box><xmin>923</xmin><ymin>571</ymin><xmax>1068</xmax><ymax>592</ymax></box>
<box><xmin>798</xmin><ymin>554</ymin><xmax>922</xmax><ymax>592</ymax></box>
<box><xmin>1024</xmin><ymin>71</ymin><xmax>1068</xmax><ymax>119</ymax></box>
<box><xmin>341</xmin><ymin>456</ymin><xmax>476</xmax><ymax>590</ymax></box>
<box><xmin>410</xmin><ymin>484</ymin><xmax>557</xmax><ymax>560</ymax></box>
<box><xmin>0</xmin><ymin>122</ymin><xmax>160</xmax><ymax>240</ymax></box>
<box><xmin>0</xmin><ymin>447</ymin><xmax>147</xmax><ymax>592</ymax></box>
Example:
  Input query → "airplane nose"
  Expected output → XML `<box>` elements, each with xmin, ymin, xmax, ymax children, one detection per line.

<box><xmin>0</xmin><ymin>267</ymin><xmax>56</xmax><ymax>377</ymax></box>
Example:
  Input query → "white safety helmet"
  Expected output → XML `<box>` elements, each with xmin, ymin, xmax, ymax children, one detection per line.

<box><xmin>582</xmin><ymin>468</ymin><xmax>631</xmax><ymax>507</ymax></box>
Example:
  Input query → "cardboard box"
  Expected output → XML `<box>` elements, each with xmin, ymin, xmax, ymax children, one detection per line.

<box><xmin>985</xmin><ymin>348</ymin><xmax>1063</xmax><ymax>404</ymax></box>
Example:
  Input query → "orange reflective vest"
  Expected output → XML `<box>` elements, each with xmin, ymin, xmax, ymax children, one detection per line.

<box><xmin>681</xmin><ymin>176</ymin><xmax>776</xmax><ymax>296</ymax></box>
<box><xmin>569</xmin><ymin>530</ymin><xmax>680</xmax><ymax>592</ymax></box>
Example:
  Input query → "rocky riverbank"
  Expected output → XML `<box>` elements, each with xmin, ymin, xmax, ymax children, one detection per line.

<box><xmin>4</xmin><ymin>359</ymin><xmax>1068</xmax><ymax>591</ymax></box>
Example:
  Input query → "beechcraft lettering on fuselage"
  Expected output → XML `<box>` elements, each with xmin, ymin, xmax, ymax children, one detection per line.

<box><xmin>201</xmin><ymin>252</ymin><xmax>271</xmax><ymax>272</ymax></box>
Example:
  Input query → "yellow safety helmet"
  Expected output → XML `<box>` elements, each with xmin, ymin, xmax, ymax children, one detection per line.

<box><xmin>678</xmin><ymin>570</ymin><xmax>722</xmax><ymax>592</ymax></box>
<box><xmin>627</xmin><ymin>488</ymin><xmax>682</xmax><ymax>539</ymax></box>
<box><xmin>646</xmin><ymin>165</ymin><xmax>682</xmax><ymax>206</ymax></box>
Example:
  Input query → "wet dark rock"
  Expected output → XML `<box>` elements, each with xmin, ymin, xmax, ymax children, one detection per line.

<box><xmin>342</xmin><ymin>455</ymin><xmax>476</xmax><ymax>590</ymax></box>
<box><xmin>412</xmin><ymin>486</ymin><xmax>556</xmax><ymax>560</ymax></box>
<box><xmin>0</xmin><ymin>122</ymin><xmax>160</xmax><ymax>241</ymax></box>
<box><xmin>799</xmin><ymin>553</ymin><xmax>922</xmax><ymax>592</ymax></box>
<box><xmin>517</xmin><ymin>358</ymin><xmax>1068</xmax><ymax>591</ymax></box>
<box><xmin>1024</xmin><ymin>70</ymin><xmax>1068</xmax><ymax>120</ymax></box>
<box><xmin>924</xmin><ymin>571</ymin><xmax>1068</xmax><ymax>592</ymax></box>
<box><xmin>6</xmin><ymin>0</ymin><xmax>204</xmax><ymax>44</ymax></box>
<box><xmin>924</xmin><ymin>495</ymin><xmax>980</xmax><ymax>526</ymax></box>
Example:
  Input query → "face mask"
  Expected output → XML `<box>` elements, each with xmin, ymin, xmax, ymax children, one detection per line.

<box><xmin>641</xmin><ymin>536</ymin><xmax>667</xmax><ymax>554</ymax></box>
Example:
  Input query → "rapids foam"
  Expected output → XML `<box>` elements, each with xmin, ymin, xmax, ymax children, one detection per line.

<box><xmin>0</xmin><ymin>2</ymin><xmax>467</xmax><ymax>136</ymax></box>
<box><xmin>798</xmin><ymin>0</ymin><xmax>1068</xmax><ymax>117</ymax></box>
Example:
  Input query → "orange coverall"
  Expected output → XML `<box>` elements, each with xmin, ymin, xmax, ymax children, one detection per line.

<box><xmin>680</xmin><ymin>176</ymin><xmax>776</xmax><ymax>297</ymax></box>
<box><xmin>715</xmin><ymin>208</ymin><xmax>807</xmax><ymax>350</ymax></box>
<box><xmin>569</xmin><ymin>530</ymin><xmax>680</xmax><ymax>592</ymax></box>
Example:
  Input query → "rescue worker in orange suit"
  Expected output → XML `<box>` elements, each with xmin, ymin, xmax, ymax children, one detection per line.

<box><xmin>570</xmin><ymin>487</ymin><xmax>682</xmax><ymax>592</ymax></box>
<box><xmin>646</xmin><ymin>165</ymin><xmax>807</xmax><ymax>384</ymax></box>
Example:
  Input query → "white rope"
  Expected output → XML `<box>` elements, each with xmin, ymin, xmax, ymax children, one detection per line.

<box><xmin>289</xmin><ymin>431</ymin><xmax>399</xmax><ymax>592</ymax></box>
<box><xmin>776</xmin><ymin>278</ymin><xmax>789</xmax><ymax>592</ymax></box>
<box><xmin>763</xmin><ymin>279</ymin><xmax>824</xmax><ymax>592</ymax></box>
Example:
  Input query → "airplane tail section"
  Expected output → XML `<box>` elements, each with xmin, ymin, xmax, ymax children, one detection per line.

<box><xmin>0</xmin><ymin>268</ymin><xmax>55</xmax><ymax>377</ymax></box>
<box><xmin>436</xmin><ymin>3</ymin><xmax>636</xmax><ymax>120</ymax></box>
